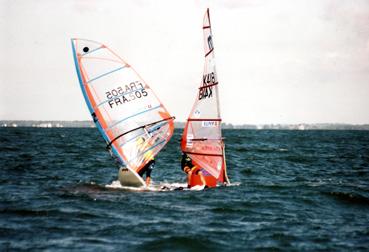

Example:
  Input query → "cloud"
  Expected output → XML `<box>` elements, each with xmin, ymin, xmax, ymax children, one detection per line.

<box><xmin>1</xmin><ymin>0</ymin><xmax>368</xmax><ymax>123</ymax></box>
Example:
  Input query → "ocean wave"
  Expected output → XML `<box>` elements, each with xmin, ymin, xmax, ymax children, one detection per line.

<box><xmin>324</xmin><ymin>191</ymin><xmax>369</xmax><ymax>206</ymax></box>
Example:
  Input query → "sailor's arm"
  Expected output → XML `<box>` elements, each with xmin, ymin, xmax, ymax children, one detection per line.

<box><xmin>145</xmin><ymin>176</ymin><xmax>151</xmax><ymax>186</ymax></box>
<box><xmin>186</xmin><ymin>166</ymin><xmax>193</xmax><ymax>186</ymax></box>
<box><xmin>198</xmin><ymin>170</ymin><xmax>206</xmax><ymax>186</ymax></box>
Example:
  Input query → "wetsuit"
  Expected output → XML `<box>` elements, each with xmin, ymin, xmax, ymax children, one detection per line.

<box><xmin>138</xmin><ymin>159</ymin><xmax>155</xmax><ymax>179</ymax></box>
<box><xmin>181</xmin><ymin>153</ymin><xmax>194</xmax><ymax>171</ymax></box>
<box><xmin>181</xmin><ymin>153</ymin><xmax>205</xmax><ymax>188</ymax></box>
<box><xmin>181</xmin><ymin>153</ymin><xmax>216</xmax><ymax>188</ymax></box>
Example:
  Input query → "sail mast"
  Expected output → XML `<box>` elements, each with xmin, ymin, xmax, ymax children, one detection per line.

<box><xmin>206</xmin><ymin>8</ymin><xmax>221</xmax><ymax>120</ymax></box>
<box><xmin>205</xmin><ymin>8</ymin><xmax>228</xmax><ymax>184</ymax></box>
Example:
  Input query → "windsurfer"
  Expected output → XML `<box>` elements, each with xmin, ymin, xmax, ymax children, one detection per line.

<box><xmin>137</xmin><ymin>137</ymin><xmax>155</xmax><ymax>186</ymax></box>
<box><xmin>181</xmin><ymin>153</ymin><xmax>206</xmax><ymax>188</ymax></box>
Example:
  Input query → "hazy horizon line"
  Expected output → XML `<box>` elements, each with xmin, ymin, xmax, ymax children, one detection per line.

<box><xmin>1</xmin><ymin>119</ymin><xmax>369</xmax><ymax>126</ymax></box>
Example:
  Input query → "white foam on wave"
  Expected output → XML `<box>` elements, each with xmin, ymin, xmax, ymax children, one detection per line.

<box><xmin>105</xmin><ymin>180</ymin><xmax>146</xmax><ymax>191</ymax></box>
<box><xmin>105</xmin><ymin>180</ymin><xmax>123</xmax><ymax>189</ymax></box>
<box><xmin>226</xmin><ymin>182</ymin><xmax>241</xmax><ymax>187</ymax></box>
<box><xmin>105</xmin><ymin>180</ymin><xmax>186</xmax><ymax>192</ymax></box>
<box><xmin>105</xmin><ymin>180</ymin><xmax>240</xmax><ymax>192</ymax></box>
<box><xmin>154</xmin><ymin>182</ymin><xmax>189</xmax><ymax>191</ymax></box>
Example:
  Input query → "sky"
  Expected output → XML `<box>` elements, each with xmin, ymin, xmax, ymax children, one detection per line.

<box><xmin>1</xmin><ymin>0</ymin><xmax>369</xmax><ymax>125</ymax></box>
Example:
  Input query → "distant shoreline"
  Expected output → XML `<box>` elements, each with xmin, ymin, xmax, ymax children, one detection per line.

<box><xmin>1</xmin><ymin>120</ymin><xmax>369</xmax><ymax>130</ymax></box>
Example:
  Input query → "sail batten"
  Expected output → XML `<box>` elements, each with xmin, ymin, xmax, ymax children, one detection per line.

<box><xmin>184</xmin><ymin>151</ymin><xmax>223</xmax><ymax>157</ymax></box>
<box><xmin>108</xmin><ymin>117</ymin><xmax>175</xmax><ymax>148</ymax></box>
<box><xmin>87</xmin><ymin>66</ymin><xmax>126</xmax><ymax>83</ymax></box>
<box><xmin>127</xmin><ymin>139</ymin><xmax>166</xmax><ymax>164</ymax></box>
<box><xmin>118</xmin><ymin>122</ymin><xmax>168</xmax><ymax>148</ymax></box>
<box><xmin>199</xmin><ymin>82</ymin><xmax>218</xmax><ymax>89</ymax></box>
<box><xmin>80</xmin><ymin>45</ymin><xmax>104</xmax><ymax>56</ymax></box>
<box><xmin>107</xmin><ymin>105</ymin><xmax>162</xmax><ymax>130</ymax></box>
<box><xmin>205</xmin><ymin>48</ymin><xmax>214</xmax><ymax>57</ymax></box>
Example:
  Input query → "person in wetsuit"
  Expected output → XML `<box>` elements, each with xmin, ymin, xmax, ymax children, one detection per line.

<box><xmin>181</xmin><ymin>153</ymin><xmax>206</xmax><ymax>188</ymax></box>
<box><xmin>138</xmin><ymin>159</ymin><xmax>154</xmax><ymax>186</ymax></box>
<box><xmin>137</xmin><ymin>137</ymin><xmax>155</xmax><ymax>186</ymax></box>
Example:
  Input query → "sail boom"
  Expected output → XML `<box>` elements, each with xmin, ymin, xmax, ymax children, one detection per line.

<box><xmin>184</xmin><ymin>151</ymin><xmax>223</xmax><ymax>157</ymax></box>
<box><xmin>199</xmin><ymin>82</ymin><xmax>218</xmax><ymax>89</ymax></box>
<box><xmin>107</xmin><ymin>116</ymin><xmax>175</xmax><ymax>148</ymax></box>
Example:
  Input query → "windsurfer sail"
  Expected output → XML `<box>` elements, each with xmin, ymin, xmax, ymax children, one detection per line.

<box><xmin>71</xmin><ymin>39</ymin><xmax>175</xmax><ymax>187</ymax></box>
<box><xmin>181</xmin><ymin>9</ymin><xmax>230</xmax><ymax>188</ymax></box>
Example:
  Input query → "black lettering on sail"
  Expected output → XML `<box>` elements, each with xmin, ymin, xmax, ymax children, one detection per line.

<box><xmin>199</xmin><ymin>89</ymin><xmax>203</xmax><ymax>100</ymax></box>
<box><xmin>208</xmin><ymin>86</ymin><xmax>213</xmax><ymax>98</ymax></box>
<box><xmin>199</xmin><ymin>72</ymin><xmax>216</xmax><ymax>100</ymax></box>
<box><xmin>202</xmin><ymin>72</ymin><xmax>216</xmax><ymax>85</ymax></box>
<box><xmin>198</xmin><ymin>85</ymin><xmax>213</xmax><ymax>100</ymax></box>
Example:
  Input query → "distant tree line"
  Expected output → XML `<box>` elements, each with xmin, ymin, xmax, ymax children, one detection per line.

<box><xmin>1</xmin><ymin>120</ymin><xmax>369</xmax><ymax>130</ymax></box>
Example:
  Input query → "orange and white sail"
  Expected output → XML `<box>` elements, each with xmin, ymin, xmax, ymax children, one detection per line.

<box><xmin>181</xmin><ymin>9</ymin><xmax>229</xmax><ymax>185</ymax></box>
<box><xmin>71</xmin><ymin>39</ymin><xmax>174</xmax><ymax>174</ymax></box>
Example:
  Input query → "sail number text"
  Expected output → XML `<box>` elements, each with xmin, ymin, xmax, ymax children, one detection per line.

<box><xmin>199</xmin><ymin>72</ymin><xmax>216</xmax><ymax>100</ymax></box>
<box><xmin>106</xmin><ymin>81</ymin><xmax>148</xmax><ymax>108</ymax></box>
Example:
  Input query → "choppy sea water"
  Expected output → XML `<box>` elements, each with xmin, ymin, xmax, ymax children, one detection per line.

<box><xmin>1</xmin><ymin>128</ymin><xmax>369</xmax><ymax>251</ymax></box>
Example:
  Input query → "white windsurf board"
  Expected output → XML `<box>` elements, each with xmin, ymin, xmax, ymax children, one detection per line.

<box><xmin>118</xmin><ymin>167</ymin><xmax>146</xmax><ymax>188</ymax></box>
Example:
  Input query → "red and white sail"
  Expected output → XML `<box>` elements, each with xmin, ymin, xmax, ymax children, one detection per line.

<box><xmin>181</xmin><ymin>9</ymin><xmax>229</xmax><ymax>184</ymax></box>
<box><xmin>71</xmin><ymin>39</ymin><xmax>174</xmax><ymax>174</ymax></box>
